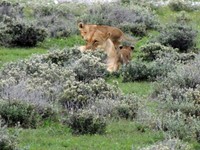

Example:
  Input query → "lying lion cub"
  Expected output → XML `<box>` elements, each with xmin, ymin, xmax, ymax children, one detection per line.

<box><xmin>78</xmin><ymin>22</ymin><xmax>134</xmax><ymax>51</ymax></box>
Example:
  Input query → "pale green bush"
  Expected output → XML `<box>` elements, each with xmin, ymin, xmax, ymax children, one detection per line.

<box><xmin>0</xmin><ymin>119</ymin><xmax>18</xmax><ymax>150</ymax></box>
<box><xmin>0</xmin><ymin>16</ymin><xmax>47</xmax><ymax>47</ymax></box>
<box><xmin>168</xmin><ymin>0</ymin><xmax>193</xmax><ymax>12</ymax></box>
<box><xmin>161</xmin><ymin>111</ymin><xmax>200</xmax><ymax>141</ymax></box>
<box><xmin>155</xmin><ymin>23</ymin><xmax>197</xmax><ymax>52</ymax></box>
<box><xmin>139</xmin><ymin>138</ymin><xmax>192</xmax><ymax>150</ymax></box>
<box><xmin>67</xmin><ymin>109</ymin><xmax>106</xmax><ymax>135</ymax></box>
<box><xmin>81</xmin><ymin>3</ymin><xmax>158</xmax><ymax>30</ymax></box>
<box><xmin>139</xmin><ymin>43</ymin><xmax>177</xmax><ymax>61</ymax></box>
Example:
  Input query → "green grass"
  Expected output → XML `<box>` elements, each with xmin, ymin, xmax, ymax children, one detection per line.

<box><xmin>0</xmin><ymin>47</ymin><xmax>47</xmax><ymax>68</ymax></box>
<box><xmin>107</xmin><ymin>77</ymin><xmax>153</xmax><ymax>97</ymax></box>
<box><xmin>39</xmin><ymin>35</ymin><xmax>85</xmax><ymax>49</ymax></box>
<box><xmin>0</xmin><ymin>35</ymin><xmax>85</xmax><ymax>68</ymax></box>
<box><xmin>18</xmin><ymin>120</ymin><xmax>163</xmax><ymax>150</ymax></box>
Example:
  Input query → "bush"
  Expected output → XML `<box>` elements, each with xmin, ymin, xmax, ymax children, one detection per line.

<box><xmin>59</xmin><ymin>78</ymin><xmax>120</xmax><ymax>110</ymax></box>
<box><xmin>0</xmin><ymin>119</ymin><xmax>18</xmax><ymax>150</ymax></box>
<box><xmin>161</xmin><ymin>111</ymin><xmax>200</xmax><ymax>141</ymax></box>
<box><xmin>72</xmin><ymin>53</ymin><xmax>107</xmax><ymax>82</ymax></box>
<box><xmin>0</xmin><ymin>48</ymin><xmax>107</xmax><ymax>107</ymax></box>
<box><xmin>34</xmin><ymin>5</ymin><xmax>78</xmax><ymax>38</ymax></box>
<box><xmin>0</xmin><ymin>16</ymin><xmax>47</xmax><ymax>47</ymax></box>
<box><xmin>0</xmin><ymin>1</ymin><xmax>23</xmax><ymax>21</ymax></box>
<box><xmin>121</xmin><ymin>60</ymin><xmax>149</xmax><ymax>82</ymax></box>
<box><xmin>81</xmin><ymin>4</ymin><xmax>158</xmax><ymax>30</ymax></box>
<box><xmin>118</xmin><ymin>22</ymin><xmax>147</xmax><ymax>37</ymax></box>
<box><xmin>67</xmin><ymin>109</ymin><xmax>106</xmax><ymax>134</ymax></box>
<box><xmin>121</xmin><ymin>56</ymin><xmax>179</xmax><ymax>82</ymax></box>
<box><xmin>176</xmin><ymin>11</ymin><xmax>191</xmax><ymax>24</ymax></box>
<box><xmin>155</xmin><ymin>23</ymin><xmax>197</xmax><ymax>52</ymax></box>
<box><xmin>152</xmin><ymin>54</ymin><xmax>200</xmax><ymax>142</ymax></box>
<box><xmin>112</xmin><ymin>95</ymin><xmax>139</xmax><ymax>119</ymax></box>
<box><xmin>139</xmin><ymin>138</ymin><xmax>192</xmax><ymax>150</ymax></box>
<box><xmin>0</xmin><ymin>101</ymin><xmax>51</xmax><ymax>128</ymax></box>
<box><xmin>139</xmin><ymin>43</ymin><xmax>177</xmax><ymax>61</ymax></box>
<box><xmin>168</xmin><ymin>0</ymin><xmax>193</xmax><ymax>12</ymax></box>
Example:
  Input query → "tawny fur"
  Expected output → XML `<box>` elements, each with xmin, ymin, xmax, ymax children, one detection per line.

<box><xmin>118</xmin><ymin>45</ymin><xmax>134</xmax><ymax>64</ymax></box>
<box><xmin>78</xmin><ymin>22</ymin><xmax>134</xmax><ymax>51</ymax></box>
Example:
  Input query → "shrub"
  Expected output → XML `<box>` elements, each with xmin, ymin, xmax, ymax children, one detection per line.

<box><xmin>0</xmin><ymin>16</ymin><xmax>47</xmax><ymax>47</ymax></box>
<box><xmin>155</xmin><ymin>23</ymin><xmax>197</xmax><ymax>52</ymax></box>
<box><xmin>59</xmin><ymin>78</ymin><xmax>120</xmax><ymax>110</ymax></box>
<box><xmin>0</xmin><ymin>101</ymin><xmax>43</xmax><ymax>128</ymax></box>
<box><xmin>0</xmin><ymin>61</ymin><xmax>75</xmax><ymax>105</ymax></box>
<box><xmin>152</xmin><ymin>54</ymin><xmax>200</xmax><ymax>141</ymax></box>
<box><xmin>168</xmin><ymin>0</ymin><xmax>193</xmax><ymax>12</ymax></box>
<box><xmin>121</xmin><ymin>56</ymin><xmax>179</xmax><ymax>82</ymax></box>
<box><xmin>72</xmin><ymin>53</ymin><xmax>107</xmax><ymax>82</ymax></box>
<box><xmin>67</xmin><ymin>109</ymin><xmax>106</xmax><ymax>134</ymax></box>
<box><xmin>161</xmin><ymin>111</ymin><xmax>200</xmax><ymax>141</ymax></box>
<box><xmin>139</xmin><ymin>43</ymin><xmax>177</xmax><ymax>61</ymax></box>
<box><xmin>112</xmin><ymin>94</ymin><xmax>139</xmax><ymax>119</ymax></box>
<box><xmin>81</xmin><ymin>4</ymin><xmax>158</xmax><ymax>30</ymax></box>
<box><xmin>121</xmin><ymin>60</ymin><xmax>149</xmax><ymax>82</ymax></box>
<box><xmin>0</xmin><ymin>1</ymin><xmax>23</xmax><ymax>21</ymax></box>
<box><xmin>176</xmin><ymin>11</ymin><xmax>191</xmax><ymax>24</ymax></box>
<box><xmin>156</xmin><ymin>55</ymin><xmax>200</xmax><ymax>90</ymax></box>
<box><xmin>0</xmin><ymin>119</ymin><xmax>18</xmax><ymax>150</ymax></box>
<box><xmin>42</xmin><ymin>49</ymin><xmax>107</xmax><ymax>82</ymax></box>
<box><xmin>34</xmin><ymin>5</ymin><xmax>78</xmax><ymax>38</ymax></box>
<box><xmin>139</xmin><ymin>138</ymin><xmax>192</xmax><ymax>150</ymax></box>
<box><xmin>0</xmin><ymin>100</ymin><xmax>58</xmax><ymax>128</ymax></box>
<box><xmin>118</xmin><ymin>22</ymin><xmax>147</xmax><ymax>37</ymax></box>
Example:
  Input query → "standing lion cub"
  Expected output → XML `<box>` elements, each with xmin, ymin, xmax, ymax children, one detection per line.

<box><xmin>78</xmin><ymin>22</ymin><xmax>134</xmax><ymax>51</ymax></box>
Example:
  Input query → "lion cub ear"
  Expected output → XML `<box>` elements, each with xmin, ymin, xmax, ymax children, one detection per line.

<box><xmin>119</xmin><ymin>45</ymin><xmax>123</xmax><ymax>49</ymax></box>
<box><xmin>131</xmin><ymin>46</ymin><xmax>134</xmax><ymax>51</ymax></box>
<box><xmin>78</xmin><ymin>22</ymin><xmax>85</xmax><ymax>29</ymax></box>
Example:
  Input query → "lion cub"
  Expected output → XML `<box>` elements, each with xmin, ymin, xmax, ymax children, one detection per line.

<box><xmin>78</xmin><ymin>22</ymin><xmax>134</xmax><ymax>51</ymax></box>
<box><xmin>118</xmin><ymin>45</ymin><xmax>134</xmax><ymax>64</ymax></box>
<box><xmin>106</xmin><ymin>43</ymin><xmax>134</xmax><ymax>72</ymax></box>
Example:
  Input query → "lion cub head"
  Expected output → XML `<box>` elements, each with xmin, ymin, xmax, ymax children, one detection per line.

<box><xmin>78</xmin><ymin>22</ymin><xmax>97</xmax><ymax>41</ymax></box>
<box><xmin>78</xmin><ymin>22</ymin><xmax>111</xmax><ymax>51</ymax></box>
<box><xmin>118</xmin><ymin>45</ymin><xmax>134</xmax><ymax>64</ymax></box>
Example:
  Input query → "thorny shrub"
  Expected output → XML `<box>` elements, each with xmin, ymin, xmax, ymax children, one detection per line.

<box><xmin>0</xmin><ymin>1</ymin><xmax>23</xmax><ymax>21</ymax></box>
<box><xmin>0</xmin><ymin>16</ymin><xmax>47</xmax><ymax>47</ymax></box>
<box><xmin>152</xmin><ymin>54</ymin><xmax>200</xmax><ymax>141</ymax></box>
<box><xmin>0</xmin><ymin>100</ymin><xmax>57</xmax><ymax>128</ymax></box>
<box><xmin>168</xmin><ymin>0</ymin><xmax>194</xmax><ymax>12</ymax></box>
<box><xmin>155</xmin><ymin>23</ymin><xmax>197</xmax><ymax>52</ymax></box>
<box><xmin>66</xmin><ymin>109</ymin><xmax>106</xmax><ymax>135</ymax></box>
<box><xmin>139</xmin><ymin>43</ymin><xmax>177</xmax><ymax>61</ymax></box>
<box><xmin>0</xmin><ymin>119</ymin><xmax>18</xmax><ymax>150</ymax></box>
<box><xmin>81</xmin><ymin>4</ymin><xmax>158</xmax><ymax>30</ymax></box>
<box><xmin>118</xmin><ymin>22</ymin><xmax>147</xmax><ymax>37</ymax></box>
<box><xmin>34</xmin><ymin>5</ymin><xmax>78</xmax><ymax>38</ymax></box>
<box><xmin>139</xmin><ymin>138</ymin><xmax>192</xmax><ymax>150</ymax></box>
<box><xmin>59</xmin><ymin>78</ymin><xmax>121</xmax><ymax>110</ymax></box>
<box><xmin>161</xmin><ymin>111</ymin><xmax>200</xmax><ymax>141</ymax></box>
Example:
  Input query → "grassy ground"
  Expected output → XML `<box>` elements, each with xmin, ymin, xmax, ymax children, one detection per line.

<box><xmin>0</xmin><ymin>47</ymin><xmax>47</xmax><ymax>68</ymax></box>
<box><xmin>0</xmin><ymin>35</ymin><xmax>84</xmax><ymax>68</ymax></box>
<box><xmin>107</xmin><ymin>77</ymin><xmax>153</xmax><ymax>96</ymax></box>
<box><xmin>18</xmin><ymin>121</ymin><xmax>163</xmax><ymax>150</ymax></box>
